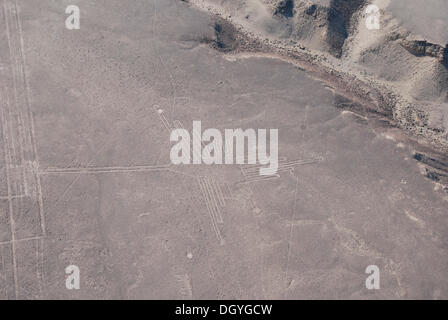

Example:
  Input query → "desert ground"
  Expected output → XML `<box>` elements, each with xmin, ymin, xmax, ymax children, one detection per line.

<box><xmin>0</xmin><ymin>0</ymin><xmax>447</xmax><ymax>299</ymax></box>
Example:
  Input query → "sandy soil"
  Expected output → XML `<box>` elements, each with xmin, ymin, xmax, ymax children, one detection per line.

<box><xmin>0</xmin><ymin>0</ymin><xmax>447</xmax><ymax>299</ymax></box>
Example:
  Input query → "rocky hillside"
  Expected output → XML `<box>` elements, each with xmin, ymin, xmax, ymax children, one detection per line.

<box><xmin>186</xmin><ymin>0</ymin><xmax>448</xmax><ymax>187</ymax></box>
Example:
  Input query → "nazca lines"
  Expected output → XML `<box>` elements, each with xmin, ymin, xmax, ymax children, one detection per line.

<box><xmin>152</xmin><ymin>105</ymin><xmax>324</xmax><ymax>243</ymax></box>
<box><xmin>175</xmin><ymin>273</ymin><xmax>193</xmax><ymax>299</ymax></box>
<box><xmin>38</xmin><ymin>164</ymin><xmax>172</xmax><ymax>175</ymax></box>
<box><xmin>0</xmin><ymin>0</ymin><xmax>45</xmax><ymax>299</ymax></box>
<box><xmin>1</xmin><ymin>5</ymin><xmax>37</xmax><ymax>199</ymax></box>
<box><xmin>153</xmin><ymin>104</ymin><xmax>173</xmax><ymax>132</ymax></box>
<box><xmin>152</xmin><ymin>105</ymin><xmax>206</xmax><ymax>161</ymax></box>
<box><xmin>197</xmin><ymin>176</ymin><xmax>233</xmax><ymax>245</ymax></box>
<box><xmin>240</xmin><ymin>156</ymin><xmax>324</xmax><ymax>183</ymax></box>
<box><xmin>153</xmin><ymin>106</ymin><xmax>232</xmax><ymax>244</ymax></box>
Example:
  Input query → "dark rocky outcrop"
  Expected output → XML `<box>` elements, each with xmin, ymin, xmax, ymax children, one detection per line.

<box><xmin>274</xmin><ymin>0</ymin><xmax>295</xmax><ymax>18</ymax></box>
<box><xmin>200</xmin><ymin>17</ymin><xmax>239</xmax><ymax>53</ymax></box>
<box><xmin>400</xmin><ymin>40</ymin><xmax>448</xmax><ymax>68</ymax></box>
<box><xmin>325</xmin><ymin>0</ymin><xmax>366</xmax><ymax>57</ymax></box>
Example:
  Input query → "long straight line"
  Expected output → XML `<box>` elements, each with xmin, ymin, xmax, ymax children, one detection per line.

<box><xmin>14</xmin><ymin>0</ymin><xmax>46</xmax><ymax>236</ymax></box>
<box><xmin>38</xmin><ymin>164</ymin><xmax>172</xmax><ymax>175</ymax></box>
<box><xmin>0</xmin><ymin>92</ymin><xmax>18</xmax><ymax>299</ymax></box>
<box><xmin>0</xmin><ymin>235</ymin><xmax>43</xmax><ymax>246</ymax></box>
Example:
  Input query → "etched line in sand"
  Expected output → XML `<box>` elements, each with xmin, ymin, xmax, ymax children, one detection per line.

<box><xmin>0</xmin><ymin>194</ymin><xmax>26</xmax><ymax>200</ymax></box>
<box><xmin>240</xmin><ymin>157</ymin><xmax>323</xmax><ymax>183</ymax></box>
<box><xmin>175</xmin><ymin>274</ymin><xmax>193</xmax><ymax>299</ymax></box>
<box><xmin>13</xmin><ymin>0</ymin><xmax>45</xmax><ymax>238</ymax></box>
<box><xmin>0</xmin><ymin>88</ymin><xmax>18</xmax><ymax>298</ymax></box>
<box><xmin>0</xmin><ymin>235</ymin><xmax>44</xmax><ymax>246</ymax></box>
<box><xmin>203</xmin><ymin>176</ymin><xmax>223</xmax><ymax>224</ymax></box>
<box><xmin>197</xmin><ymin>176</ymin><xmax>225</xmax><ymax>245</ymax></box>
<box><xmin>1</xmin><ymin>0</ymin><xmax>47</xmax><ymax>299</ymax></box>
<box><xmin>38</xmin><ymin>164</ymin><xmax>172</xmax><ymax>175</ymax></box>
<box><xmin>153</xmin><ymin>104</ymin><xmax>173</xmax><ymax>132</ymax></box>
